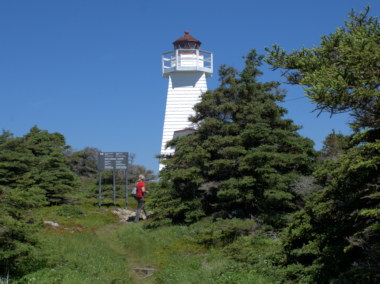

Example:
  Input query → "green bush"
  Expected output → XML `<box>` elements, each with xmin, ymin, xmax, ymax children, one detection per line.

<box><xmin>190</xmin><ymin>218</ymin><xmax>255</xmax><ymax>247</ymax></box>
<box><xmin>56</xmin><ymin>205</ymin><xmax>86</xmax><ymax>218</ymax></box>
<box><xmin>0</xmin><ymin>213</ymin><xmax>43</xmax><ymax>277</ymax></box>
<box><xmin>222</xmin><ymin>230</ymin><xmax>285</xmax><ymax>282</ymax></box>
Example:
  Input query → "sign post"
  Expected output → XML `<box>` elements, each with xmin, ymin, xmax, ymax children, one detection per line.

<box><xmin>97</xmin><ymin>152</ymin><xmax>129</xmax><ymax>208</ymax></box>
<box><xmin>98</xmin><ymin>170</ymin><xmax>102</xmax><ymax>208</ymax></box>
<box><xmin>113</xmin><ymin>168</ymin><xmax>116</xmax><ymax>208</ymax></box>
<box><xmin>125</xmin><ymin>168</ymin><xmax>129</xmax><ymax>209</ymax></box>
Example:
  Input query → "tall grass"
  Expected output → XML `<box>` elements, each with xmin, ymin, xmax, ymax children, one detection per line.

<box><xmin>18</xmin><ymin>202</ymin><xmax>276</xmax><ymax>283</ymax></box>
<box><xmin>118</xmin><ymin>224</ymin><xmax>274</xmax><ymax>284</ymax></box>
<box><xmin>20</xmin><ymin>231</ymin><xmax>132</xmax><ymax>283</ymax></box>
<box><xmin>19</xmin><ymin>203</ymin><xmax>133</xmax><ymax>283</ymax></box>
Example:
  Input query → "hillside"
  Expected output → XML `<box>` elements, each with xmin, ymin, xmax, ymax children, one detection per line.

<box><xmin>1</xmin><ymin>7</ymin><xmax>378</xmax><ymax>283</ymax></box>
<box><xmin>15</xmin><ymin>193</ymin><xmax>277</xmax><ymax>284</ymax></box>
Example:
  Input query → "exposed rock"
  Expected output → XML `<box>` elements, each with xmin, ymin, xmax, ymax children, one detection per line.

<box><xmin>112</xmin><ymin>208</ymin><xmax>148</xmax><ymax>223</ymax></box>
<box><xmin>44</xmin><ymin>221</ymin><xmax>59</xmax><ymax>227</ymax></box>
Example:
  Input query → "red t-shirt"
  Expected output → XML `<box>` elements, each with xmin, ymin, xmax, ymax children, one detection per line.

<box><xmin>136</xmin><ymin>181</ymin><xmax>145</xmax><ymax>198</ymax></box>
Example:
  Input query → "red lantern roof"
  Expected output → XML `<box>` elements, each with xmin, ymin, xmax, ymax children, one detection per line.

<box><xmin>172</xmin><ymin>31</ymin><xmax>201</xmax><ymax>50</ymax></box>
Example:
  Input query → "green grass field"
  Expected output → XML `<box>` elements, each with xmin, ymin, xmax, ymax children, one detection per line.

<box><xmin>15</xmin><ymin>197</ymin><xmax>277</xmax><ymax>284</ymax></box>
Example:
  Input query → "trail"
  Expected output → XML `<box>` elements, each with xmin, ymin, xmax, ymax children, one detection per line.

<box><xmin>93</xmin><ymin>219</ymin><xmax>156</xmax><ymax>283</ymax></box>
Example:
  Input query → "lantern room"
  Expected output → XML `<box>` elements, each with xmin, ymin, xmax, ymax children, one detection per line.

<box><xmin>173</xmin><ymin>31</ymin><xmax>201</xmax><ymax>49</ymax></box>
<box><xmin>162</xmin><ymin>31</ymin><xmax>213</xmax><ymax>78</ymax></box>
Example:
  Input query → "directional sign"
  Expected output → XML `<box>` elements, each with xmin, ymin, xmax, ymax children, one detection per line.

<box><xmin>98</xmin><ymin>152</ymin><xmax>128</xmax><ymax>170</ymax></box>
<box><xmin>97</xmin><ymin>152</ymin><xmax>129</xmax><ymax>209</ymax></box>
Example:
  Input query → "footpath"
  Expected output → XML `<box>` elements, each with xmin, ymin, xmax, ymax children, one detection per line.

<box><xmin>95</xmin><ymin>209</ymin><xmax>157</xmax><ymax>283</ymax></box>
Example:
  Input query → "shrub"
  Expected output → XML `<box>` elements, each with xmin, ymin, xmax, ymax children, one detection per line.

<box><xmin>190</xmin><ymin>218</ymin><xmax>255</xmax><ymax>247</ymax></box>
<box><xmin>56</xmin><ymin>205</ymin><xmax>86</xmax><ymax>218</ymax></box>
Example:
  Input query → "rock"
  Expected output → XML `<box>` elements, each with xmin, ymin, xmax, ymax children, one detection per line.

<box><xmin>44</xmin><ymin>221</ymin><xmax>59</xmax><ymax>227</ymax></box>
<box><xmin>112</xmin><ymin>208</ymin><xmax>148</xmax><ymax>223</ymax></box>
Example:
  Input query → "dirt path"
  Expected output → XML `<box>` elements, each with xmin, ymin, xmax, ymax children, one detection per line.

<box><xmin>94</xmin><ymin>217</ymin><xmax>157</xmax><ymax>283</ymax></box>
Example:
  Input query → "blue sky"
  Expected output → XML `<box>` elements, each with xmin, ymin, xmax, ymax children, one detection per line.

<box><xmin>0</xmin><ymin>1</ymin><xmax>378</xmax><ymax>174</ymax></box>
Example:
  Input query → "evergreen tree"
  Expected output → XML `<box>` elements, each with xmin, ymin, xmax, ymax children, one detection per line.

<box><xmin>0</xmin><ymin>210</ymin><xmax>39</xmax><ymax>277</ymax></box>
<box><xmin>65</xmin><ymin>147</ymin><xmax>100</xmax><ymax>178</ymax></box>
<box><xmin>319</xmin><ymin>130</ymin><xmax>350</xmax><ymax>161</ymax></box>
<box><xmin>266</xmin><ymin>6</ymin><xmax>379</xmax><ymax>132</ymax></box>
<box><xmin>0</xmin><ymin>127</ymin><xmax>79</xmax><ymax>275</ymax></box>
<box><xmin>0</xmin><ymin>126</ymin><xmax>78</xmax><ymax>205</ymax></box>
<box><xmin>150</xmin><ymin>50</ymin><xmax>315</xmax><ymax>225</ymax></box>
<box><xmin>266</xmin><ymin>7</ymin><xmax>379</xmax><ymax>282</ymax></box>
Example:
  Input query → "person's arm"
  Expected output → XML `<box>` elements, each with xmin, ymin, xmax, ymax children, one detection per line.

<box><xmin>142</xmin><ymin>185</ymin><xmax>149</xmax><ymax>194</ymax></box>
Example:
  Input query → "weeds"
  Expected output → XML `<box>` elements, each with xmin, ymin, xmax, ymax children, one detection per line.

<box><xmin>16</xmin><ymin>201</ymin><xmax>279</xmax><ymax>283</ymax></box>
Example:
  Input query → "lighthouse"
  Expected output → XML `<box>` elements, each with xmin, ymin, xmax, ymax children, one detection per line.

<box><xmin>160</xmin><ymin>31</ymin><xmax>213</xmax><ymax>170</ymax></box>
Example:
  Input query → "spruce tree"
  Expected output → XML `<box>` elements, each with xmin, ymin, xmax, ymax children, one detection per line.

<box><xmin>65</xmin><ymin>147</ymin><xmax>100</xmax><ymax>178</ymax></box>
<box><xmin>24</xmin><ymin>126</ymin><xmax>78</xmax><ymax>204</ymax></box>
<box><xmin>150</xmin><ymin>50</ymin><xmax>315</xmax><ymax>225</ymax></box>
<box><xmin>266</xmin><ymin>7</ymin><xmax>379</xmax><ymax>282</ymax></box>
<box><xmin>0</xmin><ymin>127</ymin><xmax>79</xmax><ymax>275</ymax></box>
<box><xmin>0</xmin><ymin>127</ymin><xmax>78</xmax><ymax>205</ymax></box>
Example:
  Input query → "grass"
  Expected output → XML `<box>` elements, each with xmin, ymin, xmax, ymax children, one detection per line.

<box><xmin>20</xmin><ymin>231</ymin><xmax>132</xmax><ymax>284</ymax></box>
<box><xmin>16</xmin><ymin>198</ymin><xmax>276</xmax><ymax>284</ymax></box>
<box><xmin>117</xmin><ymin>223</ymin><xmax>274</xmax><ymax>283</ymax></box>
<box><xmin>19</xmin><ymin>202</ymin><xmax>133</xmax><ymax>284</ymax></box>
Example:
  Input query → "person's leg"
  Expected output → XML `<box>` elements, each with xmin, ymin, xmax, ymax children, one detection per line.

<box><xmin>134</xmin><ymin>198</ymin><xmax>144</xmax><ymax>222</ymax></box>
<box><xmin>143</xmin><ymin>206</ymin><xmax>149</xmax><ymax>218</ymax></box>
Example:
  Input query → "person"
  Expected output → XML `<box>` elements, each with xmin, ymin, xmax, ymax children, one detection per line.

<box><xmin>134</xmin><ymin>174</ymin><xmax>149</xmax><ymax>222</ymax></box>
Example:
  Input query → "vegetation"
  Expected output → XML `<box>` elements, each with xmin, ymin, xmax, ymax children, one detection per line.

<box><xmin>152</xmin><ymin>50</ymin><xmax>315</xmax><ymax>226</ymax></box>
<box><xmin>266</xmin><ymin>6</ymin><xmax>379</xmax><ymax>132</ymax></box>
<box><xmin>0</xmin><ymin>126</ymin><xmax>78</xmax><ymax>276</ymax></box>
<box><xmin>12</xmin><ymin>203</ymin><xmax>275</xmax><ymax>284</ymax></box>
<box><xmin>266</xmin><ymin>6</ymin><xmax>379</xmax><ymax>282</ymax></box>
<box><xmin>65</xmin><ymin>147</ymin><xmax>100</xmax><ymax>178</ymax></box>
<box><xmin>0</xmin><ymin>126</ymin><xmax>78</xmax><ymax>206</ymax></box>
<box><xmin>0</xmin><ymin>6</ymin><xmax>378</xmax><ymax>283</ymax></box>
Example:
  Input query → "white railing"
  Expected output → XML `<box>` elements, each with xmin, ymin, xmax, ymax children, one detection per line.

<box><xmin>162</xmin><ymin>49</ymin><xmax>213</xmax><ymax>77</ymax></box>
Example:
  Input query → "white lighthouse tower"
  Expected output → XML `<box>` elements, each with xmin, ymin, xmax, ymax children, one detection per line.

<box><xmin>160</xmin><ymin>31</ymin><xmax>213</xmax><ymax>170</ymax></box>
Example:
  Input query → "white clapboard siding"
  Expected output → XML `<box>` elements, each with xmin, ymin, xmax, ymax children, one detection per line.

<box><xmin>160</xmin><ymin>71</ymin><xmax>207</xmax><ymax>170</ymax></box>
<box><xmin>160</xmin><ymin>44</ymin><xmax>212</xmax><ymax>171</ymax></box>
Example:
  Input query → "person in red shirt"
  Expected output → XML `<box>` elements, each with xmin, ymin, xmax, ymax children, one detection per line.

<box><xmin>134</xmin><ymin>174</ymin><xmax>149</xmax><ymax>222</ymax></box>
